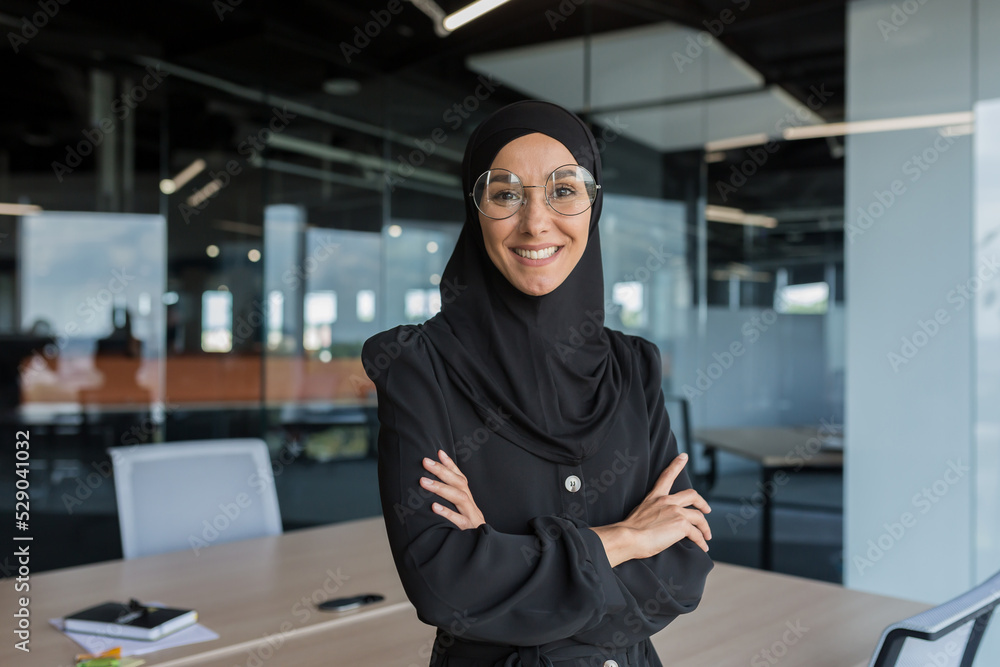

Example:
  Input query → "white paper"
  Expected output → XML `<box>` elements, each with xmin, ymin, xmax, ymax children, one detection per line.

<box><xmin>50</xmin><ymin>604</ymin><xmax>220</xmax><ymax>657</ymax></box>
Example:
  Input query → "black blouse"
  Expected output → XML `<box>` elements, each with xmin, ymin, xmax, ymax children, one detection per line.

<box><xmin>362</xmin><ymin>321</ymin><xmax>713</xmax><ymax>667</ymax></box>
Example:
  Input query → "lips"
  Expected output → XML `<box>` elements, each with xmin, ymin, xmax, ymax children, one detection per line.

<box><xmin>509</xmin><ymin>245</ymin><xmax>563</xmax><ymax>266</ymax></box>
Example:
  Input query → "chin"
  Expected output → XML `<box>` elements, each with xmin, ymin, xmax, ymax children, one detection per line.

<box><xmin>511</xmin><ymin>276</ymin><xmax>560</xmax><ymax>296</ymax></box>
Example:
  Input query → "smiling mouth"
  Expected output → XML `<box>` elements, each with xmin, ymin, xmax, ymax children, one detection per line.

<box><xmin>512</xmin><ymin>246</ymin><xmax>561</xmax><ymax>260</ymax></box>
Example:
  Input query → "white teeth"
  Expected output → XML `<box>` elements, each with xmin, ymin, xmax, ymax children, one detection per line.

<box><xmin>514</xmin><ymin>246</ymin><xmax>558</xmax><ymax>260</ymax></box>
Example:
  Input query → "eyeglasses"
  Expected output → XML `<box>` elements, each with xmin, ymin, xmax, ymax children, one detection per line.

<box><xmin>470</xmin><ymin>164</ymin><xmax>600</xmax><ymax>220</ymax></box>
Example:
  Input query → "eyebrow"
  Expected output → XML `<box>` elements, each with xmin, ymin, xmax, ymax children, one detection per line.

<box><xmin>486</xmin><ymin>166</ymin><xmax>580</xmax><ymax>182</ymax></box>
<box><xmin>486</xmin><ymin>171</ymin><xmax>517</xmax><ymax>184</ymax></box>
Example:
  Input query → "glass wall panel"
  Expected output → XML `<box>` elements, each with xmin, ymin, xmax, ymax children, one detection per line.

<box><xmin>20</xmin><ymin>212</ymin><xmax>166</xmax><ymax>409</ymax></box>
<box><xmin>1</xmin><ymin>2</ymin><xmax>847</xmax><ymax>578</ymax></box>
<box><xmin>974</xmin><ymin>98</ymin><xmax>1000</xmax><ymax>584</ymax></box>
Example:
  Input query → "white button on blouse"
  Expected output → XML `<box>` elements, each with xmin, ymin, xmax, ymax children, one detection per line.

<box><xmin>564</xmin><ymin>475</ymin><xmax>581</xmax><ymax>492</ymax></box>
<box><xmin>603</xmin><ymin>660</ymin><xmax>619</xmax><ymax>667</ymax></box>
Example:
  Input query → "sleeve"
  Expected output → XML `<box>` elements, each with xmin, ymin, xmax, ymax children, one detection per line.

<box><xmin>567</xmin><ymin>337</ymin><xmax>714</xmax><ymax>647</ymax></box>
<box><xmin>363</xmin><ymin>326</ymin><xmax>627</xmax><ymax>646</ymax></box>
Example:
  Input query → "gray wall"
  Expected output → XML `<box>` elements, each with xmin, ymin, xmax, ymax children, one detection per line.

<box><xmin>974</xmin><ymin>99</ymin><xmax>1000</xmax><ymax>589</ymax></box>
<box><xmin>846</xmin><ymin>0</ymin><xmax>999</xmax><ymax>661</ymax></box>
<box><xmin>676</xmin><ymin>307</ymin><xmax>841</xmax><ymax>429</ymax></box>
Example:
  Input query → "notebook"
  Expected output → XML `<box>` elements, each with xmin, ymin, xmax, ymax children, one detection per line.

<box><xmin>63</xmin><ymin>601</ymin><xmax>198</xmax><ymax>641</ymax></box>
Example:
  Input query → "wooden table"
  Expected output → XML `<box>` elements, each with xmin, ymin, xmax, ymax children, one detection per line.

<box><xmin>0</xmin><ymin>516</ymin><xmax>413</xmax><ymax>666</ymax></box>
<box><xmin>694</xmin><ymin>426</ymin><xmax>844</xmax><ymax>571</ymax></box>
<box><xmin>651</xmin><ymin>562</ymin><xmax>926</xmax><ymax>667</ymax></box>
<box><xmin>2</xmin><ymin>516</ymin><xmax>927</xmax><ymax>667</ymax></box>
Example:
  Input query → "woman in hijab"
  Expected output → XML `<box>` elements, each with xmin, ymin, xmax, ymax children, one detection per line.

<box><xmin>362</xmin><ymin>100</ymin><xmax>713</xmax><ymax>667</ymax></box>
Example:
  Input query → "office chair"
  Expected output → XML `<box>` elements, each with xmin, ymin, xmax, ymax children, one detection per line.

<box><xmin>868</xmin><ymin>568</ymin><xmax>1000</xmax><ymax>667</ymax></box>
<box><xmin>108</xmin><ymin>439</ymin><xmax>283</xmax><ymax>559</ymax></box>
<box><xmin>663</xmin><ymin>394</ymin><xmax>714</xmax><ymax>495</ymax></box>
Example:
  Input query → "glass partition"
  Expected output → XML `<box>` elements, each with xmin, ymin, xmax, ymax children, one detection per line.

<box><xmin>19</xmin><ymin>212</ymin><xmax>166</xmax><ymax>409</ymax></box>
<box><xmin>1</xmin><ymin>2</ymin><xmax>849</xmax><ymax>576</ymax></box>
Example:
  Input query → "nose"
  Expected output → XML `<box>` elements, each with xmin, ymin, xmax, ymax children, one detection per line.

<box><xmin>516</xmin><ymin>187</ymin><xmax>551</xmax><ymax>236</ymax></box>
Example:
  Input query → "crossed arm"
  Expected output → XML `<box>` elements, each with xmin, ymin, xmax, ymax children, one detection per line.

<box><xmin>365</xmin><ymin>327</ymin><xmax>713</xmax><ymax>646</ymax></box>
<box><xmin>418</xmin><ymin>448</ymin><xmax>712</xmax><ymax>567</ymax></box>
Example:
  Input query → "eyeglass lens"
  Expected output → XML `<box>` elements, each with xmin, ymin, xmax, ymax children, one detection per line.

<box><xmin>472</xmin><ymin>165</ymin><xmax>598</xmax><ymax>220</ymax></box>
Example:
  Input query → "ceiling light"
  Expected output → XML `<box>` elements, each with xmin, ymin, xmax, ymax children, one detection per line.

<box><xmin>939</xmin><ymin>123</ymin><xmax>975</xmax><ymax>137</ymax></box>
<box><xmin>442</xmin><ymin>0</ymin><xmax>512</xmax><ymax>32</ymax></box>
<box><xmin>160</xmin><ymin>158</ymin><xmax>207</xmax><ymax>194</ymax></box>
<box><xmin>406</xmin><ymin>0</ymin><xmax>449</xmax><ymax>36</ymax></box>
<box><xmin>706</xmin><ymin>205</ymin><xmax>777</xmax><ymax>228</ymax></box>
<box><xmin>705</xmin><ymin>133</ymin><xmax>769</xmax><ymax>152</ymax></box>
<box><xmin>0</xmin><ymin>203</ymin><xmax>42</xmax><ymax>216</ymax></box>
<box><xmin>704</xmin><ymin>111</ymin><xmax>976</xmax><ymax>155</ymax></box>
<box><xmin>783</xmin><ymin>111</ymin><xmax>974</xmax><ymax>140</ymax></box>
<box><xmin>187</xmin><ymin>179</ymin><xmax>224</xmax><ymax>207</ymax></box>
<box><xmin>214</xmin><ymin>220</ymin><xmax>263</xmax><ymax>236</ymax></box>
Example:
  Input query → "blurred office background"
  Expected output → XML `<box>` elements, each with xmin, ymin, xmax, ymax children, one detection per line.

<box><xmin>0</xmin><ymin>0</ymin><xmax>997</xmax><ymax>659</ymax></box>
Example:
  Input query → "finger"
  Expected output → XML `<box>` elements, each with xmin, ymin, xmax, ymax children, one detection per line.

<box><xmin>423</xmin><ymin>454</ymin><xmax>465</xmax><ymax>480</ymax></box>
<box><xmin>431</xmin><ymin>502</ymin><xmax>470</xmax><ymax>529</ymax></box>
<box><xmin>420</xmin><ymin>476</ymin><xmax>469</xmax><ymax>507</ymax></box>
<box><xmin>437</xmin><ymin>451</ymin><xmax>473</xmax><ymax>486</ymax></box>
<box><xmin>666</xmin><ymin>488</ymin><xmax>712</xmax><ymax>514</ymax></box>
<box><xmin>423</xmin><ymin>456</ymin><xmax>469</xmax><ymax>488</ymax></box>
<box><xmin>651</xmin><ymin>454</ymin><xmax>689</xmax><ymax>496</ymax></box>
<box><xmin>681</xmin><ymin>507</ymin><xmax>713</xmax><ymax>541</ymax></box>
<box><xmin>685</xmin><ymin>523</ymin><xmax>710</xmax><ymax>553</ymax></box>
<box><xmin>437</xmin><ymin>449</ymin><xmax>463</xmax><ymax>474</ymax></box>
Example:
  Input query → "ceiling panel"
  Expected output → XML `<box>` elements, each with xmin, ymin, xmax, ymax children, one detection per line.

<box><xmin>468</xmin><ymin>21</ymin><xmax>822</xmax><ymax>152</ymax></box>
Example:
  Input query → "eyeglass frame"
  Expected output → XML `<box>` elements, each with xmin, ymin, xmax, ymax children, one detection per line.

<box><xmin>468</xmin><ymin>164</ymin><xmax>601</xmax><ymax>220</ymax></box>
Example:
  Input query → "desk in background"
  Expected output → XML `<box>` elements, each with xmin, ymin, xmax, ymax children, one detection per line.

<box><xmin>1</xmin><ymin>516</ymin><xmax>925</xmax><ymax>667</ymax></box>
<box><xmin>694</xmin><ymin>426</ymin><xmax>844</xmax><ymax>571</ymax></box>
<box><xmin>0</xmin><ymin>517</ymin><xmax>412</xmax><ymax>666</ymax></box>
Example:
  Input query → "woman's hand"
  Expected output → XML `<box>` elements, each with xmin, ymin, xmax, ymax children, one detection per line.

<box><xmin>624</xmin><ymin>453</ymin><xmax>713</xmax><ymax>557</ymax></box>
<box><xmin>592</xmin><ymin>453</ymin><xmax>712</xmax><ymax>566</ymax></box>
<box><xmin>420</xmin><ymin>449</ymin><xmax>485</xmax><ymax>530</ymax></box>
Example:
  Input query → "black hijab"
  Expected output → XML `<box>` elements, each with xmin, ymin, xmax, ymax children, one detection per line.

<box><xmin>423</xmin><ymin>100</ymin><xmax>631</xmax><ymax>466</ymax></box>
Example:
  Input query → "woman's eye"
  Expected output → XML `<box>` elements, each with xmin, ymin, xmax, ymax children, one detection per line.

<box><xmin>552</xmin><ymin>185</ymin><xmax>576</xmax><ymax>198</ymax></box>
<box><xmin>493</xmin><ymin>189</ymin><xmax>522</xmax><ymax>204</ymax></box>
